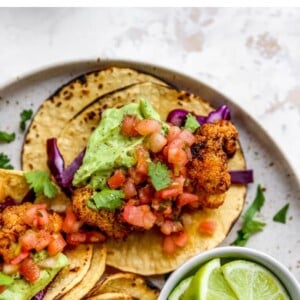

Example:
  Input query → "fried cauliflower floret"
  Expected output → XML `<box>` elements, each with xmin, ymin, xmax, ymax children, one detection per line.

<box><xmin>0</xmin><ymin>202</ymin><xmax>63</xmax><ymax>263</ymax></box>
<box><xmin>72</xmin><ymin>187</ymin><xmax>130</xmax><ymax>239</ymax></box>
<box><xmin>198</xmin><ymin>120</ymin><xmax>238</xmax><ymax>157</ymax></box>
<box><xmin>188</xmin><ymin>120</ymin><xmax>238</xmax><ymax>208</ymax></box>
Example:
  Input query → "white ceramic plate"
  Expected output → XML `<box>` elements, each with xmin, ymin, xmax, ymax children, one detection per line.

<box><xmin>0</xmin><ymin>59</ymin><xmax>299</xmax><ymax>283</ymax></box>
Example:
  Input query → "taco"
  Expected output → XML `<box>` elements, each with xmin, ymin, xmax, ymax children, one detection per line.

<box><xmin>0</xmin><ymin>169</ymin><xmax>106</xmax><ymax>299</ymax></box>
<box><xmin>22</xmin><ymin>67</ymin><xmax>168</xmax><ymax>173</ymax></box>
<box><xmin>44</xmin><ymin>80</ymin><xmax>247</xmax><ymax>275</ymax></box>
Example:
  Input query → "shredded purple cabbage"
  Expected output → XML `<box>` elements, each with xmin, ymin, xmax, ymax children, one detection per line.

<box><xmin>47</xmin><ymin>138</ymin><xmax>65</xmax><ymax>176</ymax></box>
<box><xmin>229</xmin><ymin>170</ymin><xmax>254</xmax><ymax>184</ymax></box>
<box><xmin>32</xmin><ymin>288</ymin><xmax>47</xmax><ymax>300</ymax></box>
<box><xmin>0</xmin><ymin>196</ymin><xmax>17</xmax><ymax>212</ymax></box>
<box><xmin>166</xmin><ymin>109</ymin><xmax>189</xmax><ymax>126</ymax></box>
<box><xmin>46</xmin><ymin>138</ymin><xmax>84</xmax><ymax>195</ymax></box>
<box><xmin>59</xmin><ymin>149</ymin><xmax>85</xmax><ymax>188</ymax></box>
<box><xmin>167</xmin><ymin>105</ymin><xmax>231</xmax><ymax>127</ymax></box>
<box><xmin>203</xmin><ymin>104</ymin><xmax>231</xmax><ymax>124</ymax></box>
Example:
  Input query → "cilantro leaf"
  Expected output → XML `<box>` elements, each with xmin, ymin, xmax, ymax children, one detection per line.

<box><xmin>88</xmin><ymin>189</ymin><xmax>124</xmax><ymax>211</ymax></box>
<box><xmin>184</xmin><ymin>113</ymin><xmax>200</xmax><ymax>132</ymax></box>
<box><xmin>243</xmin><ymin>184</ymin><xmax>265</xmax><ymax>222</ymax></box>
<box><xmin>24</xmin><ymin>170</ymin><xmax>57</xmax><ymax>198</ymax></box>
<box><xmin>0</xmin><ymin>153</ymin><xmax>14</xmax><ymax>169</ymax></box>
<box><xmin>273</xmin><ymin>203</ymin><xmax>289</xmax><ymax>224</ymax></box>
<box><xmin>232</xmin><ymin>185</ymin><xmax>266</xmax><ymax>246</ymax></box>
<box><xmin>148</xmin><ymin>161</ymin><xmax>172</xmax><ymax>191</ymax></box>
<box><xmin>0</xmin><ymin>131</ymin><xmax>15</xmax><ymax>143</ymax></box>
<box><xmin>20</xmin><ymin>109</ymin><xmax>33</xmax><ymax>131</ymax></box>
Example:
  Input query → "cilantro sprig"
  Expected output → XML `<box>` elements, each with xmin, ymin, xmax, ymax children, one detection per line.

<box><xmin>20</xmin><ymin>109</ymin><xmax>33</xmax><ymax>131</ymax></box>
<box><xmin>24</xmin><ymin>170</ymin><xmax>57</xmax><ymax>198</ymax></box>
<box><xmin>184</xmin><ymin>113</ymin><xmax>200</xmax><ymax>132</ymax></box>
<box><xmin>148</xmin><ymin>161</ymin><xmax>172</xmax><ymax>191</ymax></box>
<box><xmin>0</xmin><ymin>131</ymin><xmax>15</xmax><ymax>143</ymax></box>
<box><xmin>232</xmin><ymin>184</ymin><xmax>266</xmax><ymax>246</ymax></box>
<box><xmin>0</xmin><ymin>153</ymin><xmax>14</xmax><ymax>169</ymax></box>
<box><xmin>88</xmin><ymin>189</ymin><xmax>124</xmax><ymax>211</ymax></box>
<box><xmin>273</xmin><ymin>203</ymin><xmax>289</xmax><ymax>224</ymax></box>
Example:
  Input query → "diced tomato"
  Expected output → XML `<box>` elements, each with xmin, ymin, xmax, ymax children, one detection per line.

<box><xmin>138</xmin><ymin>184</ymin><xmax>154</xmax><ymax>204</ymax></box>
<box><xmin>162</xmin><ymin>145</ymin><xmax>169</xmax><ymax>157</ymax></box>
<box><xmin>10</xmin><ymin>251</ymin><xmax>29</xmax><ymax>265</ymax></box>
<box><xmin>20</xmin><ymin>229</ymin><xmax>51</xmax><ymax>252</ymax></box>
<box><xmin>85</xmin><ymin>231</ymin><xmax>106</xmax><ymax>243</ymax></box>
<box><xmin>185</xmin><ymin>147</ymin><xmax>192</xmax><ymax>161</ymax></box>
<box><xmin>108</xmin><ymin>169</ymin><xmax>126</xmax><ymax>189</ymax></box>
<box><xmin>160</xmin><ymin>220</ymin><xmax>183</xmax><ymax>235</ymax></box>
<box><xmin>168</xmin><ymin>137</ymin><xmax>185</xmax><ymax>150</ymax></box>
<box><xmin>173</xmin><ymin>231</ymin><xmax>188</xmax><ymax>247</ymax></box>
<box><xmin>0</xmin><ymin>285</ymin><xmax>7</xmax><ymax>293</ymax></box>
<box><xmin>198</xmin><ymin>220</ymin><xmax>217</xmax><ymax>236</ymax></box>
<box><xmin>146</xmin><ymin>132</ymin><xmax>167</xmax><ymax>153</ymax></box>
<box><xmin>123</xmin><ymin>205</ymin><xmax>156</xmax><ymax>230</ymax></box>
<box><xmin>128</xmin><ymin>167</ymin><xmax>147</xmax><ymax>185</ymax></box>
<box><xmin>166</xmin><ymin>125</ymin><xmax>181</xmax><ymax>142</ymax></box>
<box><xmin>19</xmin><ymin>230</ymin><xmax>38</xmax><ymax>251</ymax></box>
<box><xmin>168</xmin><ymin>148</ymin><xmax>188</xmax><ymax>166</ymax></box>
<box><xmin>177</xmin><ymin>193</ymin><xmax>199</xmax><ymax>207</ymax></box>
<box><xmin>162</xmin><ymin>231</ymin><xmax>188</xmax><ymax>255</ymax></box>
<box><xmin>66</xmin><ymin>232</ymin><xmax>86</xmax><ymax>246</ymax></box>
<box><xmin>162</xmin><ymin>235</ymin><xmax>177</xmax><ymax>255</ymax></box>
<box><xmin>160</xmin><ymin>220</ymin><xmax>174</xmax><ymax>235</ymax></box>
<box><xmin>135</xmin><ymin>119</ymin><xmax>161</xmax><ymax>136</ymax></box>
<box><xmin>121</xmin><ymin>115</ymin><xmax>139</xmax><ymax>137</ymax></box>
<box><xmin>171</xmin><ymin>176</ymin><xmax>185</xmax><ymax>194</ymax></box>
<box><xmin>122</xmin><ymin>179</ymin><xmax>137</xmax><ymax>199</ymax></box>
<box><xmin>47</xmin><ymin>233</ymin><xmax>67</xmax><ymax>256</ymax></box>
<box><xmin>23</xmin><ymin>204</ymin><xmax>49</xmax><ymax>228</ymax></box>
<box><xmin>160</xmin><ymin>188</ymin><xmax>180</xmax><ymax>199</ymax></box>
<box><xmin>62</xmin><ymin>206</ymin><xmax>82</xmax><ymax>233</ymax></box>
<box><xmin>19</xmin><ymin>258</ymin><xmax>40</xmax><ymax>283</ymax></box>
<box><xmin>35</xmin><ymin>230</ymin><xmax>52</xmax><ymax>251</ymax></box>
<box><xmin>61</xmin><ymin>230</ymin><xmax>106</xmax><ymax>248</ymax></box>
<box><xmin>178</xmin><ymin>129</ymin><xmax>196</xmax><ymax>146</ymax></box>
<box><xmin>135</xmin><ymin>146</ymin><xmax>149</xmax><ymax>175</ymax></box>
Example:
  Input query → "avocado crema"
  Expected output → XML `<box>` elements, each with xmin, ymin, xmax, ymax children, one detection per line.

<box><xmin>73</xmin><ymin>100</ymin><xmax>163</xmax><ymax>190</ymax></box>
<box><xmin>0</xmin><ymin>252</ymin><xmax>68</xmax><ymax>300</ymax></box>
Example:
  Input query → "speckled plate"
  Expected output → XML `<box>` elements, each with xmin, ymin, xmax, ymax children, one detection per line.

<box><xmin>0</xmin><ymin>59</ymin><xmax>299</xmax><ymax>283</ymax></box>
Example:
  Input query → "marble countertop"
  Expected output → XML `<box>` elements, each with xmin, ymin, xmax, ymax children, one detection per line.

<box><xmin>0</xmin><ymin>7</ymin><xmax>299</xmax><ymax>179</ymax></box>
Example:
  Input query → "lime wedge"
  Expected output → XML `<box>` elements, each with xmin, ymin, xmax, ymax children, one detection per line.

<box><xmin>222</xmin><ymin>260</ymin><xmax>290</xmax><ymax>300</ymax></box>
<box><xmin>168</xmin><ymin>276</ymin><xmax>193</xmax><ymax>300</ymax></box>
<box><xmin>182</xmin><ymin>258</ymin><xmax>237</xmax><ymax>300</ymax></box>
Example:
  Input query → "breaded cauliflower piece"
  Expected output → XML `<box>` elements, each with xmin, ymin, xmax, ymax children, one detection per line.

<box><xmin>0</xmin><ymin>202</ymin><xmax>63</xmax><ymax>263</ymax></box>
<box><xmin>72</xmin><ymin>187</ymin><xmax>130</xmax><ymax>239</ymax></box>
<box><xmin>188</xmin><ymin>120</ymin><xmax>238</xmax><ymax>208</ymax></box>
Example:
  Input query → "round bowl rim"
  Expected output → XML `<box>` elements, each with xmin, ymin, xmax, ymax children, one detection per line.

<box><xmin>158</xmin><ymin>246</ymin><xmax>300</xmax><ymax>299</ymax></box>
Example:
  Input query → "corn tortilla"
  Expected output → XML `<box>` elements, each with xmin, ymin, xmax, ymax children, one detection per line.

<box><xmin>22</xmin><ymin>67</ymin><xmax>167</xmax><ymax>172</ymax></box>
<box><xmin>54</xmin><ymin>81</ymin><xmax>246</xmax><ymax>274</ymax></box>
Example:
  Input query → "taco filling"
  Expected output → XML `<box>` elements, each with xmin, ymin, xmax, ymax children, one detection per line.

<box><xmin>22</xmin><ymin>75</ymin><xmax>248</xmax><ymax>275</ymax></box>
<box><xmin>0</xmin><ymin>202</ymin><xmax>68</xmax><ymax>298</ymax></box>
<box><xmin>68</xmin><ymin>100</ymin><xmax>239</xmax><ymax>254</ymax></box>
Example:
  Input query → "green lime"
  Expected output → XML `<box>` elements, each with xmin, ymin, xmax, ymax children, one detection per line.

<box><xmin>222</xmin><ymin>260</ymin><xmax>290</xmax><ymax>300</ymax></box>
<box><xmin>168</xmin><ymin>276</ymin><xmax>193</xmax><ymax>300</ymax></box>
<box><xmin>181</xmin><ymin>258</ymin><xmax>237</xmax><ymax>300</ymax></box>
